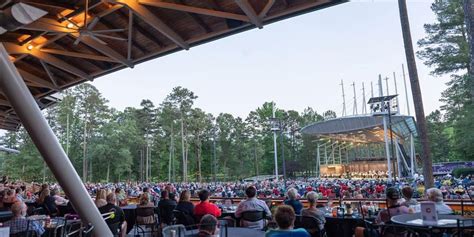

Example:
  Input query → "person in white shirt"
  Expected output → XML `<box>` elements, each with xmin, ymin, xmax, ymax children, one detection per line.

<box><xmin>416</xmin><ymin>188</ymin><xmax>453</xmax><ymax>215</ymax></box>
<box><xmin>235</xmin><ymin>186</ymin><xmax>272</xmax><ymax>229</ymax></box>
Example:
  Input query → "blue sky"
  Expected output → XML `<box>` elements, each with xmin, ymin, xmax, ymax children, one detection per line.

<box><xmin>91</xmin><ymin>0</ymin><xmax>448</xmax><ymax>118</ymax></box>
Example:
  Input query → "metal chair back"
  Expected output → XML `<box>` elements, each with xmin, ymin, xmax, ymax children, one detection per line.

<box><xmin>241</xmin><ymin>210</ymin><xmax>265</xmax><ymax>222</ymax></box>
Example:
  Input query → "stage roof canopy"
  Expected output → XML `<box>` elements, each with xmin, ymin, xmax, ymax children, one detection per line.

<box><xmin>300</xmin><ymin>115</ymin><xmax>417</xmax><ymax>144</ymax></box>
<box><xmin>0</xmin><ymin>0</ymin><xmax>346</xmax><ymax>131</ymax></box>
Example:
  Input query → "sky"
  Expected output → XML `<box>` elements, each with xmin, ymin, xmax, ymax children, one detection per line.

<box><xmin>88</xmin><ymin>0</ymin><xmax>448</xmax><ymax>119</ymax></box>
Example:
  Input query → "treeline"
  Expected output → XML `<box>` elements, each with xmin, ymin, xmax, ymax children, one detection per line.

<box><xmin>419</xmin><ymin>0</ymin><xmax>473</xmax><ymax>163</ymax></box>
<box><xmin>0</xmin><ymin>85</ymin><xmax>337</xmax><ymax>183</ymax></box>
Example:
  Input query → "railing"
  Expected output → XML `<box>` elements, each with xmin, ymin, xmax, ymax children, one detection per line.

<box><xmin>187</xmin><ymin>197</ymin><xmax>474</xmax><ymax>213</ymax></box>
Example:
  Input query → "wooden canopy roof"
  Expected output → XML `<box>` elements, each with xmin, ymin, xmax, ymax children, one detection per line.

<box><xmin>0</xmin><ymin>0</ymin><xmax>345</xmax><ymax>131</ymax></box>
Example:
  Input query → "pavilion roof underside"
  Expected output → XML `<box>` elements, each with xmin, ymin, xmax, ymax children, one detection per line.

<box><xmin>300</xmin><ymin>115</ymin><xmax>418</xmax><ymax>144</ymax></box>
<box><xmin>0</xmin><ymin>0</ymin><xmax>346</xmax><ymax>130</ymax></box>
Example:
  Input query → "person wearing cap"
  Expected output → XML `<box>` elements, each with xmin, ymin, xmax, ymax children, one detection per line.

<box><xmin>376</xmin><ymin>187</ymin><xmax>410</xmax><ymax>224</ymax></box>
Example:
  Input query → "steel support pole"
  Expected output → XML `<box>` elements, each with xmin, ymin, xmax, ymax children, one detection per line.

<box><xmin>383</xmin><ymin>116</ymin><xmax>392</xmax><ymax>183</ymax></box>
<box><xmin>0</xmin><ymin>44</ymin><xmax>112</xmax><ymax>236</ymax></box>
<box><xmin>324</xmin><ymin>144</ymin><xmax>328</xmax><ymax>165</ymax></box>
<box><xmin>272</xmin><ymin>105</ymin><xmax>278</xmax><ymax>181</ymax></box>
<box><xmin>395</xmin><ymin>138</ymin><xmax>402</xmax><ymax>178</ymax></box>
<box><xmin>410</xmin><ymin>133</ymin><xmax>415</xmax><ymax>176</ymax></box>
<box><xmin>317</xmin><ymin>145</ymin><xmax>321</xmax><ymax>178</ymax></box>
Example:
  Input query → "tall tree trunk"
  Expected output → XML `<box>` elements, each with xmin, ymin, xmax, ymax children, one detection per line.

<box><xmin>196</xmin><ymin>142</ymin><xmax>202</xmax><ymax>183</ymax></box>
<box><xmin>82</xmin><ymin>120</ymin><xmax>87</xmax><ymax>183</ymax></box>
<box><xmin>181</xmin><ymin>118</ymin><xmax>186</xmax><ymax>182</ymax></box>
<box><xmin>398</xmin><ymin>0</ymin><xmax>434</xmax><ymax>188</ymax></box>
<box><xmin>106</xmin><ymin>161</ymin><xmax>110</xmax><ymax>183</ymax></box>
<box><xmin>464</xmin><ymin>0</ymin><xmax>474</xmax><ymax>101</ymax></box>
<box><xmin>169</xmin><ymin>124</ymin><xmax>174</xmax><ymax>182</ymax></box>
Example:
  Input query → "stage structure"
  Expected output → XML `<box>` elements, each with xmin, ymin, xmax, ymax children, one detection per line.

<box><xmin>300</xmin><ymin>114</ymin><xmax>417</xmax><ymax>180</ymax></box>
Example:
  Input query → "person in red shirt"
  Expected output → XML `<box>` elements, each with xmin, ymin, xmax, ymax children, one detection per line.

<box><xmin>194</xmin><ymin>189</ymin><xmax>221</xmax><ymax>220</ymax></box>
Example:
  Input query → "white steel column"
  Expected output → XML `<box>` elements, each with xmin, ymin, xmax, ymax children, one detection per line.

<box><xmin>272</xmin><ymin>104</ymin><xmax>278</xmax><ymax>181</ymax></box>
<box><xmin>379</xmin><ymin>75</ymin><xmax>392</xmax><ymax>183</ymax></box>
<box><xmin>316</xmin><ymin>145</ymin><xmax>321</xmax><ymax>178</ymax></box>
<box><xmin>395</xmin><ymin>138</ymin><xmax>402</xmax><ymax>178</ymax></box>
<box><xmin>0</xmin><ymin>44</ymin><xmax>112</xmax><ymax>237</ymax></box>
<box><xmin>410</xmin><ymin>133</ymin><xmax>415</xmax><ymax>176</ymax></box>
<box><xmin>324</xmin><ymin>144</ymin><xmax>328</xmax><ymax>165</ymax></box>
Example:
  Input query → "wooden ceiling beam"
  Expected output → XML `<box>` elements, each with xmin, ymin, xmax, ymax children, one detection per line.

<box><xmin>69</xmin><ymin>32</ymin><xmax>133</xmax><ymax>68</ymax></box>
<box><xmin>114</xmin><ymin>9</ymin><xmax>164</xmax><ymax>48</ymax></box>
<box><xmin>40</xmin><ymin>48</ymin><xmax>119</xmax><ymax>63</ymax></box>
<box><xmin>138</xmin><ymin>0</ymin><xmax>250</xmax><ymax>22</ymax></box>
<box><xmin>28</xmin><ymin>48</ymin><xmax>91</xmax><ymax>80</ymax></box>
<box><xmin>39</xmin><ymin>59</ymin><xmax>59</xmax><ymax>89</ymax></box>
<box><xmin>99</xmin><ymin>15</ymin><xmax>149</xmax><ymax>54</ymax></box>
<box><xmin>22</xmin><ymin>18</ymin><xmax>74</xmax><ymax>33</ymax></box>
<box><xmin>234</xmin><ymin>0</ymin><xmax>262</xmax><ymax>28</ymax></box>
<box><xmin>258</xmin><ymin>0</ymin><xmax>275</xmax><ymax>19</ymax></box>
<box><xmin>18</xmin><ymin>68</ymin><xmax>57</xmax><ymax>90</ymax></box>
<box><xmin>176</xmin><ymin>0</ymin><xmax>212</xmax><ymax>34</ymax></box>
<box><xmin>118</xmin><ymin>0</ymin><xmax>189</xmax><ymax>49</ymax></box>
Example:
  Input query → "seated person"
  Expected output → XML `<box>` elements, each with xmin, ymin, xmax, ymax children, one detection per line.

<box><xmin>51</xmin><ymin>188</ymin><xmax>68</xmax><ymax>205</ymax></box>
<box><xmin>198</xmin><ymin>214</ymin><xmax>219</xmax><ymax>237</ymax></box>
<box><xmin>4</xmin><ymin>202</ymin><xmax>45</xmax><ymax>236</ymax></box>
<box><xmin>37</xmin><ymin>188</ymin><xmax>58</xmax><ymax>215</ymax></box>
<box><xmin>95</xmin><ymin>189</ymin><xmax>107</xmax><ymax>208</ymax></box>
<box><xmin>99</xmin><ymin>193</ymin><xmax>127</xmax><ymax>237</ymax></box>
<box><xmin>175</xmin><ymin>190</ymin><xmax>194</xmax><ymax>216</ymax></box>
<box><xmin>158</xmin><ymin>190</ymin><xmax>177</xmax><ymax>225</ymax></box>
<box><xmin>194</xmin><ymin>189</ymin><xmax>221</xmax><ymax>220</ymax></box>
<box><xmin>418</xmin><ymin>188</ymin><xmax>453</xmax><ymax>214</ymax></box>
<box><xmin>235</xmin><ymin>186</ymin><xmax>271</xmax><ymax>229</ymax></box>
<box><xmin>376</xmin><ymin>187</ymin><xmax>410</xmax><ymax>224</ymax></box>
<box><xmin>136</xmin><ymin>193</ymin><xmax>155</xmax><ymax>224</ymax></box>
<box><xmin>3</xmin><ymin>188</ymin><xmax>19</xmax><ymax>208</ymax></box>
<box><xmin>301</xmin><ymin>191</ymin><xmax>325</xmax><ymax>231</ymax></box>
<box><xmin>265</xmin><ymin>205</ymin><xmax>310</xmax><ymax>237</ymax></box>
<box><xmin>115</xmin><ymin>188</ymin><xmax>127</xmax><ymax>206</ymax></box>
<box><xmin>284</xmin><ymin>188</ymin><xmax>303</xmax><ymax>215</ymax></box>
<box><xmin>400</xmin><ymin>186</ymin><xmax>418</xmax><ymax>207</ymax></box>
<box><xmin>175</xmin><ymin>190</ymin><xmax>195</xmax><ymax>226</ymax></box>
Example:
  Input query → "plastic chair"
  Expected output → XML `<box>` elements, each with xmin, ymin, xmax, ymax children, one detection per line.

<box><xmin>162</xmin><ymin>224</ymin><xmax>186</xmax><ymax>237</ymax></box>
<box><xmin>134</xmin><ymin>206</ymin><xmax>159</xmax><ymax>236</ymax></box>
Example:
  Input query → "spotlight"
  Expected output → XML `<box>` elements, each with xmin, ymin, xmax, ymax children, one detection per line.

<box><xmin>26</xmin><ymin>45</ymin><xmax>34</xmax><ymax>50</ymax></box>
<box><xmin>66</xmin><ymin>23</ymin><xmax>74</xmax><ymax>29</ymax></box>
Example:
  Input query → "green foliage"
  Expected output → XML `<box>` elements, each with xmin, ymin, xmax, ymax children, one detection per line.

<box><xmin>0</xmin><ymin>84</ymin><xmax>329</xmax><ymax>182</ymax></box>
<box><xmin>417</xmin><ymin>0</ymin><xmax>470</xmax><ymax>75</ymax></box>
<box><xmin>417</xmin><ymin>0</ymin><xmax>473</xmax><ymax>165</ymax></box>
<box><xmin>452</xmin><ymin>167</ymin><xmax>474</xmax><ymax>178</ymax></box>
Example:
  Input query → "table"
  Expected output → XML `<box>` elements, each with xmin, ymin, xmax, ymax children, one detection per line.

<box><xmin>391</xmin><ymin>214</ymin><xmax>472</xmax><ymax>229</ymax></box>
<box><xmin>186</xmin><ymin>227</ymin><xmax>265</xmax><ymax>237</ymax></box>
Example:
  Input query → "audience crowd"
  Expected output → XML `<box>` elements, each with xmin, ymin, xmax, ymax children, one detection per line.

<box><xmin>0</xmin><ymin>173</ymin><xmax>471</xmax><ymax>236</ymax></box>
